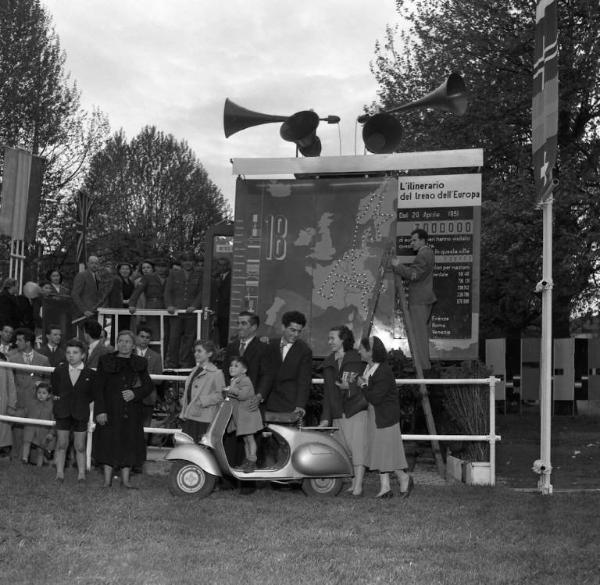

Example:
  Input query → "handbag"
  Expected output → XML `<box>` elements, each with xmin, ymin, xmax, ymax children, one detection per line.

<box><xmin>341</xmin><ymin>371</ymin><xmax>368</xmax><ymax>418</ymax></box>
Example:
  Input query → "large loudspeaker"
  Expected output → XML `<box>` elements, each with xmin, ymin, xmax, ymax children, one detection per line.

<box><xmin>362</xmin><ymin>113</ymin><xmax>403</xmax><ymax>155</ymax></box>
<box><xmin>223</xmin><ymin>98</ymin><xmax>339</xmax><ymax>157</ymax></box>
<box><xmin>223</xmin><ymin>99</ymin><xmax>288</xmax><ymax>138</ymax></box>
<box><xmin>359</xmin><ymin>73</ymin><xmax>469</xmax><ymax>154</ymax></box>
<box><xmin>280</xmin><ymin>111</ymin><xmax>321</xmax><ymax>157</ymax></box>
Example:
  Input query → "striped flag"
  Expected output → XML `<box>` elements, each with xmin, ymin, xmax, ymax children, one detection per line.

<box><xmin>532</xmin><ymin>0</ymin><xmax>559</xmax><ymax>201</ymax></box>
<box><xmin>75</xmin><ymin>190</ymin><xmax>93</xmax><ymax>265</ymax></box>
<box><xmin>0</xmin><ymin>147</ymin><xmax>45</xmax><ymax>242</ymax></box>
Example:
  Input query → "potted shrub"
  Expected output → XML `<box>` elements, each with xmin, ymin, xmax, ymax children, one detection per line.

<box><xmin>442</xmin><ymin>360</ymin><xmax>493</xmax><ymax>485</ymax></box>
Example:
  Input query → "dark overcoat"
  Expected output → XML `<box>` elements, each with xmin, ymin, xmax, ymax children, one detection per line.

<box><xmin>92</xmin><ymin>353</ymin><xmax>153</xmax><ymax>468</ymax></box>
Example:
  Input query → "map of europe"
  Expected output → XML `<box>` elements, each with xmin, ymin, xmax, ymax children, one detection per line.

<box><xmin>235</xmin><ymin>177</ymin><xmax>399</xmax><ymax>357</ymax></box>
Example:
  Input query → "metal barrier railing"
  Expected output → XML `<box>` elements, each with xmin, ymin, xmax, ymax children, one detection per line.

<box><xmin>0</xmin><ymin>361</ymin><xmax>500</xmax><ymax>484</ymax></box>
<box><xmin>97</xmin><ymin>308</ymin><xmax>207</xmax><ymax>362</ymax></box>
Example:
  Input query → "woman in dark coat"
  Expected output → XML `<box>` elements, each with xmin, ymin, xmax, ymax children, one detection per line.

<box><xmin>320</xmin><ymin>325</ymin><xmax>368</xmax><ymax>496</ymax></box>
<box><xmin>358</xmin><ymin>335</ymin><xmax>413</xmax><ymax>499</ymax></box>
<box><xmin>107</xmin><ymin>263</ymin><xmax>135</xmax><ymax>331</ymax></box>
<box><xmin>93</xmin><ymin>329</ymin><xmax>153</xmax><ymax>488</ymax></box>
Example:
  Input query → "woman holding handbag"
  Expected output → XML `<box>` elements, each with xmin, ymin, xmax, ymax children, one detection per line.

<box><xmin>320</xmin><ymin>325</ymin><xmax>369</xmax><ymax>497</ymax></box>
<box><xmin>358</xmin><ymin>335</ymin><xmax>413</xmax><ymax>499</ymax></box>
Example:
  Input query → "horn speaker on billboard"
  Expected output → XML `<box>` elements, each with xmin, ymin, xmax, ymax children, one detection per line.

<box><xmin>223</xmin><ymin>98</ymin><xmax>339</xmax><ymax>157</ymax></box>
<box><xmin>358</xmin><ymin>73</ymin><xmax>469</xmax><ymax>154</ymax></box>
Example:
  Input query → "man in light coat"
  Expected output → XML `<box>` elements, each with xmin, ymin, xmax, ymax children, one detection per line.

<box><xmin>391</xmin><ymin>228</ymin><xmax>437</xmax><ymax>370</ymax></box>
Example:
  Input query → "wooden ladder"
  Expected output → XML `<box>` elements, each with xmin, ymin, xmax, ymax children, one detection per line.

<box><xmin>367</xmin><ymin>243</ymin><xmax>446</xmax><ymax>478</ymax></box>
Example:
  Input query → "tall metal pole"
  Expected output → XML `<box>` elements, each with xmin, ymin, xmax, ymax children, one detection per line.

<box><xmin>538</xmin><ymin>183</ymin><xmax>556</xmax><ymax>495</ymax></box>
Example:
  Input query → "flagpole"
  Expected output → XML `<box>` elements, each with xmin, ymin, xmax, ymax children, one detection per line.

<box><xmin>537</xmin><ymin>178</ymin><xmax>557</xmax><ymax>495</ymax></box>
<box><xmin>532</xmin><ymin>0</ymin><xmax>558</xmax><ymax>495</ymax></box>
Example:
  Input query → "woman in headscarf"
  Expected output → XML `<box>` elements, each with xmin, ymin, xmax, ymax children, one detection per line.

<box><xmin>358</xmin><ymin>335</ymin><xmax>413</xmax><ymax>499</ymax></box>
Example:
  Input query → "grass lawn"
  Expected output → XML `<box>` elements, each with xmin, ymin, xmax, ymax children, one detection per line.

<box><xmin>496</xmin><ymin>412</ymin><xmax>600</xmax><ymax>489</ymax></box>
<box><xmin>1</xmin><ymin>460</ymin><xmax>599</xmax><ymax>585</ymax></box>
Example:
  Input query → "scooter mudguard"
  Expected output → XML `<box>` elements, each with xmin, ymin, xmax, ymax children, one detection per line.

<box><xmin>165</xmin><ymin>444</ymin><xmax>222</xmax><ymax>477</ymax></box>
<box><xmin>291</xmin><ymin>441</ymin><xmax>353</xmax><ymax>476</ymax></box>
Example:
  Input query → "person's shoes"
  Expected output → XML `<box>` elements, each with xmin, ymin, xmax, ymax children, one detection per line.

<box><xmin>374</xmin><ymin>490</ymin><xmax>393</xmax><ymax>499</ymax></box>
<box><xmin>56</xmin><ymin>475</ymin><xmax>64</xmax><ymax>483</ymax></box>
<box><xmin>400</xmin><ymin>476</ymin><xmax>414</xmax><ymax>499</ymax></box>
<box><xmin>241</xmin><ymin>460</ymin><xmax>257</xmax><ymax>473</ymax></box>
<box><xmin>351</xmin><ymin>491</ymin><xmax>363</xmax><ymax>498</ymax></box>
<box><xmin>121</xmin><ymin>483</ymin><xmax>138</xmax><ymax>490</ymax></box>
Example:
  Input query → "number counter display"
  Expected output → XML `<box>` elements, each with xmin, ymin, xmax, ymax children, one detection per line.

<box><xmin>396</xmin><ymin>174</ymin><xmax>481</xmax><ymax>359</ymax></box>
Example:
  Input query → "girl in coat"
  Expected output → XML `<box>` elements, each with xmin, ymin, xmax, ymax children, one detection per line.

<box><xmin>179</xmin><ymin>340</ymin><xmax>224</xmax><ymax>443</ymax></box>
<box><xmin>358</xmin><ymin>336</ymin><xmax>413</xmax><ymax>499</ymax></box>
<box><xmin>225</xmin><ymin>356</ymin><xmax>263</xmax><ymax>472</ymax></box>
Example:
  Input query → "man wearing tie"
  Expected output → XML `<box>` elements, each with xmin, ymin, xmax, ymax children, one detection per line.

<box><xmin>262</xmin><ymin>311</ymin><xmax>312</xmax><ymax>419</ymax></box>
<box><xmin>71</xmin><ymin>255</ymin><xmax>104</xmax><ymax>323</ymax></box>
<box><xmin>37</xmin><ymin>324</ymin><xmax>66</xmax><ymax>367</ymax></box>
<box><xmin>224</xmin><ymin>311</ymin><xmax>273</xmax><ymax>401</ymax></box>
<box><xmin>221</xmin><ymin>311</ymin><xmax>273</xmax><ymax>490</ymax></box>
<box><xmin>9</xmin><ymin>328</ymin><xmax>50</xmax><ymax>459</ymax></box>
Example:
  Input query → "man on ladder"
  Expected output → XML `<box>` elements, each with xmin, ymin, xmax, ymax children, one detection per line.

<box><xmin>390</xmin><ymin>228</ymin><xmax>436</xmax><ymax>372</ymax></box>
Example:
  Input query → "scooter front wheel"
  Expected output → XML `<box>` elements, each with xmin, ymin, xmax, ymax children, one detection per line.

<box><xmin>301</xmin><ymin>477</ymin><xmax>344</xmax><ymax>498</ymax></box>
<box><xmin>169</xmin><ymin>460</ymin><xmax>217</xmax><ymax>497</ymax></box>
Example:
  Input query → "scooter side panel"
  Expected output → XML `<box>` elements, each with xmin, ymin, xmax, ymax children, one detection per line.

<box><xmin>165</xmin><ymin>444</ymin><xmax>223</xmax><ymax>477</ymax></box>
<box><xmin>269</xmin><ymin>424</ymin><xmax>353</xmax><ymax>477</ymax></box>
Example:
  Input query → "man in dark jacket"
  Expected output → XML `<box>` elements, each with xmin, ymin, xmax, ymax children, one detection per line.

<box><xmin>164</xmin><ymin>251</ymin><xmax>203</xmax><ymax>369</ymax></box>
<box><xmin>262</xmin><ymin>310</ymin><xmax>312</xmax><ymax>419</ymax></box>
<box><xmin>223</xmin><ymin>310</ymin><xmax>274</xmax><ymax>482</ymax></box>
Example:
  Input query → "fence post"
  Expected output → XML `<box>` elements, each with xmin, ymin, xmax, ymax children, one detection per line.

<box><xmin>489</xmin><ymin>376</ymin><xmax>497</xmax><ymax>486</ymax></box>
<box><xmin>86</xmin><ymin>404</ymin><xmax>95</xmax><ymax>471</ymax></box>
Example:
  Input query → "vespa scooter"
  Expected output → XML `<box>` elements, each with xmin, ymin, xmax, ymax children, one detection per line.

<box><xmin>166</xmin><ymin>397</ymin><xmax>353</xmax><ymax>497</ymax></box>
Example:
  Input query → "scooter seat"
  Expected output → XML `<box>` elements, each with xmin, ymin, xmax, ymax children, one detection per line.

<box><xmin>264</xmin><ymin>411</ymin><xmax>300</xmax><ymax>424</ymax></box>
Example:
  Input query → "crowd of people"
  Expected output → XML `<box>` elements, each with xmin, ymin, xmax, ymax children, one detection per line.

<box><xmin>0</xmin><ymin>307</ymin><xmax>414</xmax><ymax>497</ymax></box>
<box><xmin>0</xmin><ymin>229</ymin><xmax>435</xmax><ymax>496</ymax></box>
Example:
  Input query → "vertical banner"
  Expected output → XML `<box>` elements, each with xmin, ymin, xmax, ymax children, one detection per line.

<box><xmin>24</xmin><ymin>155</ymin><xmax>44</xmax><ymax>243</ymax></box>
<box><xmin>0</xmin><ymin>147</ymin><xmax>44</xmax><ymax>242</ymax></box>
<box><xmin>532</xmin><ymin>0</ymin><xmax>558</xmax><ymax>200</ymax></box>
<box><xmin>396</xmin><ymin>174</ymin><xmax>481</xmax><ymax>360</ymax></box>
<box><xmin>0</xmin><ymin>147</ymin><xmax>32</xmax><ymax>238</ymax></box>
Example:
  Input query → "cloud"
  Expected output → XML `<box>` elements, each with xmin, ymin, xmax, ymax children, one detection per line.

<box><xmin>43</xmin><ymin>0</ymin><xmax>401</xmax><ymax>206</ymax></box>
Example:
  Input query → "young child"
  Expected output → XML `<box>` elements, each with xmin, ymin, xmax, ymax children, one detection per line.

<box><xmin>226</xmin><ymin>356</ymin><xmax>263</xmax><ymax>472</ymax></box>
<box><xmin>179</xmin><ymin>340</ymin><xmax>225</xmax><ymax>443</ymax></box>
<box><xmin>22</xmin><ymin>382</ymin><xmax>55</xmax><ymax>466</ymax></box>
<box><xmin>51</xmin><ymin>338</ymin><xmax>95</xmax><ymax>482</ymax></box>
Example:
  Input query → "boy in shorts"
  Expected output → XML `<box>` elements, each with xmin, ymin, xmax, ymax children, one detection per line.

<box><xmin>51</xmin><ymin>339</ymin><xmax>95</xmax><ymax>481</ymax></box>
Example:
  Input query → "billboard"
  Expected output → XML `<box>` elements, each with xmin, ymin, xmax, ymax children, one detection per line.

<box><xmin>231</xmin><ymin>173</ymin><xmax>481</xmax><ymax>359</ymax></box>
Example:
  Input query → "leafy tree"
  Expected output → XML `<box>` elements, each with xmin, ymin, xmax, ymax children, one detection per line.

<box><xmin>370</xmin><ymin>0</ymin><xmax>600</xmax><ymax>337</ymax></box>
<box><xmin>81</xmin><ymin>126</ymin><xmax>229</xmax><ymax>263</ymax></box>
<box><xmin>0</xmin><ymin>0</ymin><xmax>109</xmax><ymax>256</ymax></box>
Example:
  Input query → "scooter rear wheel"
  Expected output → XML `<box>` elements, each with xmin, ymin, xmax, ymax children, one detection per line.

<box><xmin>169</xmin><ymin>460</ymin><xmax>216</xmax><ymax>497</ymax></box>
<box><xmin>301</xmin><ymin>477</ymin><xmax>344</xmax><ymax>497</ymax></box>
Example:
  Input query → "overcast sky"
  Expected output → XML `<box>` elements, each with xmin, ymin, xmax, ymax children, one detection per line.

<box><xmin>42</xmin><ymin>0</ymin><xmax>402</xmax><ymax>210</ymax></box>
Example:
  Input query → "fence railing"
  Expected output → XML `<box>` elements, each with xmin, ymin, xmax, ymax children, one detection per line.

<box><xmin>0</xmin><ymin>361</ymin><xmax>500</xmax><ymax>484</ymax></box>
